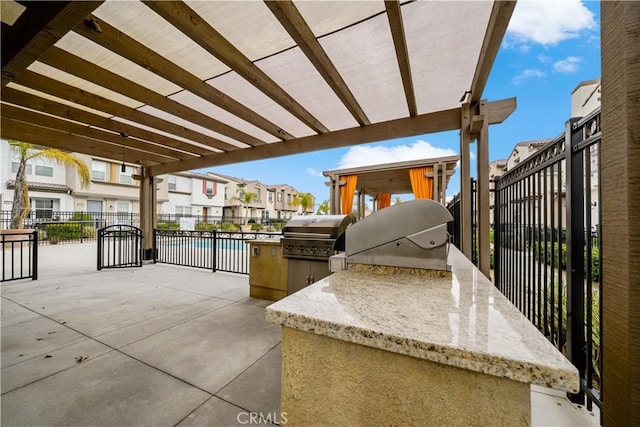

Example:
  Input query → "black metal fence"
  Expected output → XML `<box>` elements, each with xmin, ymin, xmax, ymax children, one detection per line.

<box><xmin>154</xmin><ymin>229</ymin><xmax>282</xmax><ymax>274</ymax></box>
<box><xmin>1</xmin><ymin>211</ymin><xmax>289</xmax><ymax>246</ymax></box>
<box><xmin>494</xmin><ymin>108</ymin><xmax>602</xmax><ymax>416</ymax></box>
<box><xmin>0</xmin><ymin>211</ymin><xmax>140</xmax><ymax>245</ymax></box>
<box><xmin>447</xmin><ymin>178</ymin><xmax>477</xmax><ymax>265</ymax></box>
<box><xmin>97</xmin><ymin>225</ymin><xmax>143</xmax><ymax>270</ymax></box>
<box><xmin>1</xmin><ymin>230</ymin><xmax>38</xmax><ymax>282</ymax></box>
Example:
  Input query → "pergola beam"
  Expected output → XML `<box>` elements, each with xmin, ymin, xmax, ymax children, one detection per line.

<box><xmin>39</xmin><ymin>47</ymin><xmax>264</xmax><ymax>147</ymax></box>
<box><xmin>142</xmin><ymin>0</ymin><xmax>329</xmax><ymax>134</ymax></box>
<box><xmin>149</xmin><ymin>107</ymin><xmax>462</xmax><ymax>176</ymax></box>
<box><xmin>1</xmin><ymin>1</ymin><xmax>104</xmax><ymax>88</ymax></box>
<box><xmin>469</xmin><ymin>1</ymin><xmax>516</xmax><ymax>105</ymax></box>
<box><xmin>0</xmin><ymin>118</ymin><xmax>166</xmax><ymax>164</ymax></box>
<box><xmin>385</xmin><ymin>0</ymin><xmax>417</xmax><ymax>117</ymax></box>
<box><xmin>13</xmin><ymin>70</ymin><xmax>236</xmax><ymax>152</ymax></box>
<box><xmin>1</xmin><ymin>87</ymin><xmax>209</xmax><ymax>158</ymax></box>
<box><xmin>265</xmin><ymin>0</ymin><xmax>370</xmax><ymax>126</ymax></box>
<box><xmin>73</xmin><ymin>15</ymin><xmax>294</xmax><ymax>141</ymax></box>
<box><xmin>1</xmin><ymin>103</ymin><xmax>186</xmax><ymax>162</ymax></box>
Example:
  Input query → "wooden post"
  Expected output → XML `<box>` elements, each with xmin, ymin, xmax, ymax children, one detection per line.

<box><xmin>460</xmin><ymin>103</ymin><xmax>472</xmax><ymax>258</ymax></box>
<box><xmin>601</xmin><ymin>2</ymin><xmax>640</xmax><ymax>424</ymax></box>
<box><xmin>477</xmin><ymin>100</ymin><xmax>490</xmax><ymax>277</ymax></box>
<box><xmin>139</xmin><ymin>167</ymin><xmax>157</xmax><ymax>261</ymax></box>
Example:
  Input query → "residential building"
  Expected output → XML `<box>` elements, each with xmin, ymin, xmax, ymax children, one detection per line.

<box><xmin>161</xmin><ymin>172</ymin><xmax>226</xmax><ymax>220</ymax></box>
<box><xmin>2</xmin><ymin>140</ymin><xmax>317</xmax><ymax>227</ymax></box>
<box><xmin>505</xmin><ymin>139</ymin><xmax>550</xmax><ymax>171</ymax></box>
<box><xmin>488</xmin><ymin>159</ymin><xmax>507</xmax><ymax>225</ymax></box>
<box><xmin>571</xmin><ymin>78</ymin><xmax>601</xmax><ymax>118</ymax></box>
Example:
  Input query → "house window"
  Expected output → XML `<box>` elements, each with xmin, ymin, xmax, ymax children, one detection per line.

<box><xmin>224</xmin><ymin>187</ymin><xmax>228</xmax><ymax>200</ymax></box>
<box><xmin>35</xmin><ymin>165</ymin><xmax>54</xmax><ymax>177</ymax></box>
<box><xmin>286</xmin><ymin>194</ymin><xmax>292</xmax><ymax>204</ymax></box>
<box><xmin>11</xmin><ymin>162</ymin><xmax>32</xmax><ymax>174</ymax></box>
<box><xmin>116</xmin><ymin>202</ymin><xmax>130</xmax><ymax>221</ymax></box>
<box><xmin>91</xmin><ymin>160</ymin><xmax>107</xmax><ymax>181</ymax></box>
<box><xmin>277</xmin><ymin>192</ymin><xmax>282</xmax><ymax>202</ymax></box>
<box><xmin>254</xmin><ymin>187</ymin><xmax>261</xmax><ymax>201</ymax></box>
<box><xmin>34</xmin><ymin>157</ymin><xmax>54</xmax><ymax>177</ymax></box>
<box><xmin>268</xmin><ymin>191</ymin><xmax>273</xmax><ymax>203</ymax></box>
<box><xmin>119</xmin><ymin>165</ymin><xmax>134</xmax><ymax>184</ymax></box>
<box><xmin>33</xmin><ymin>198</ymin><xmax>54</xmax><ymax>219</ymax></box>
<box><xmin>168</xmin><ymin>175</ymin><xmax>177</xmax><ymax>191</ymax></box>
<box><xmin>175</xmin><ymin>206</ymin><xmax>192</xmax><ymax>217</ymax></box>
<box><xmin>204</xmin><ymin>181</ymin><xmax>215</xmax><ymax>196</ymax></box>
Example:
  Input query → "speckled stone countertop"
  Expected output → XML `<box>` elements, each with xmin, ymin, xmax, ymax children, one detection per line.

<box><xmin>265</xmin><ymin>246</ymin><xmax>579</xmax><ymax>392</ymax></box>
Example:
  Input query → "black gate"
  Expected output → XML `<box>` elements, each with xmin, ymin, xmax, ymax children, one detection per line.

<box><xmin>1</xmin><ymin>230</ymin><xmax>38</xmax><ymax>282</ymax></box>
<box><xmin>97</xmin><ymin>225</ymin><xmax>143</xmax><ymax>270</ymax></box>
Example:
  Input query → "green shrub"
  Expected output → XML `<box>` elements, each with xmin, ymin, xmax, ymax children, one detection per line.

<box><xmin>251</xmin><ymin>223</ymin><xmax>262</xmax><ymax>231</ymax></box>
<box><xmin>195</xmin><ymin>222</ymin><xmax>217</xmax><ymax>231</ymax></box>
<box><xmin>71</xmin><ymin>212</ymin><xmax>93</xmax><ymax>222</ymax></box>
<box><xmin>533</xmin><ymin>242</ymin><xmax>599</xmax><ymax>281</ymax></box>
<box><xmin>156</xmin><ymin>222</ymin><xmax>179</xmax><ymax>230</ymax></box>
<box><xmin>46</xmin><ymin>223</ymin><xmax>82</xmax><ymax>242</ymax></box>
<box><xmin>220</xmin><ymin>222</ymin><xmax>239</xmax><ymax>232</ymax></box>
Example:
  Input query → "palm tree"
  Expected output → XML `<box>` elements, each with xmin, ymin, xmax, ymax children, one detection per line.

<box><xmin>292</xmin><ymin>192</ymin><xmax>314</xmax><ymax>215</ymax></box>
<box><xmin>394</xmin><ymin>196</ymin><xmax>403</xmax><ymax>205</ymax></box>
<box><xmin>9</xmin><ymin>140</ymin><xmax>90</xmax><ymax>229</ymax></box>
<box><xmin>232</xmin><ymin>188</ymin><xmax>258</xmax><ymax>223</ymax></box>
<box><xmin>316</xmin><ymin>200</ymin><xmax>330</xmax><ymax>215</ymax></box>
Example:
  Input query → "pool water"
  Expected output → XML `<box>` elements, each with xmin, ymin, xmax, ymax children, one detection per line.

<box><xmin>166</xmin><ymin>239</ymin><xmax>246</xmax><ymax>250</ymax></box>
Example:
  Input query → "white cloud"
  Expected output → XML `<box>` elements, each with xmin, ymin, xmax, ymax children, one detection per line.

<box><xmin>537</xmin><ymin>54</ymin><xmax>552</xmax><ymax>64</ymax></box>
<box><xmin>507</xmin><ymin>0</ymin><xmax>596</xmax><ymax>46</ymax></box>
<box><xmin>553</xmin><ymin>56</ymin><xmax>581</xmax><ymax>73</ymax></box>
<box><xmin>337</xmin><ymin>140</ymin><xmax>456</xmax><ymax>169</ymax></box>
<box><xmin>305</xmin><ymin>167</ymin><xmax>323</xmax><ymax>177</ymax></box>
<box><xmin>512</xmin><ymin>68</ymin><xmax>547</xmax><ymax>84</ymax></box>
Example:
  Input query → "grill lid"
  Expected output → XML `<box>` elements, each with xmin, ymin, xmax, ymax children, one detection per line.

<box><xmin>342</xmin><ymin>199</ymin><xmax>453</xmax><ymax>271</ymax></box>
<box><xmin>283</xmin><ymin>215</ymin><xmax>351</xmax><ymax>239</ymax></box>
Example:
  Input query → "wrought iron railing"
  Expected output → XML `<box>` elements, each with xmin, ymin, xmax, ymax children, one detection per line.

<box><xmin>153</xmin><ymin>229</ymin><xmax>282</xmax><ymax>274</ymax></box>
<box><xmin>97</xmin><ymin>225</ymin><xmax>143</xmax><ymax>270</ymax></box>
<box><xmin>494</xmin><ymin>108</ymin><xmax>602</xmax><ymax>416</ymax></box>
<box><xmin>1</xmin><ymin>230</ymin><xmax>38</xmax><ymax>282</ymax></box>
<box><xmin>0</xmin><ymin>211</ymin><xmax>140</xmax><ymax>245</ymax></box>
<box><xmin>447</xmin><ymin>178</ymin><xmax>477</xmax><ymax>266</ymax></box>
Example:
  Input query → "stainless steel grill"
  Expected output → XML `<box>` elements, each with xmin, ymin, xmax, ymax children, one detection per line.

<box><xmin>336</xmin><ymin>199</ymin><xmax>453</xmax><ymax>271</ymax></box>
<box><xmin>282</xmin><ymin>215</ymin><xmax>351</xmax><ymax>260</ymax></box>
<box><xmin>282</xmin><ymin>215</ymin><xmax>351</xmax><ymax>295</ymax></box>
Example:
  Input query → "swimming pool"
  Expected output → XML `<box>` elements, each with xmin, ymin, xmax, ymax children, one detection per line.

<box><xmin>166</xmin><ymin>239</ymin><xmax>246</xmax><ymax>250</ymax></box>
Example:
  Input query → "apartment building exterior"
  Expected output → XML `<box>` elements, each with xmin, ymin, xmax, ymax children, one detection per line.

<box><xmin>1</xmin><ymin>140</ymin><xmax>315</xmax><ymax>228</ymax></box>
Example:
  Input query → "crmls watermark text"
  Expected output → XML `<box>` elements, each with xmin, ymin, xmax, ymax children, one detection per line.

<box><xmin>237</xmin><ymin>412</ymin><xmax>288</xmax><ymax>425</ymax></box>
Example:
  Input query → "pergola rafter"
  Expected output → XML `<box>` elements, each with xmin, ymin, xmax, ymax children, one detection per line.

<box><xmin>142</xmin><ymin>0</ymin><xmax>329</xmax><ymax>134</ymax></box>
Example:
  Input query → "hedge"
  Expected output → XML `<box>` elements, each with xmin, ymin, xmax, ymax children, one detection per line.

<box><xmin>45</xmin><ymin>223</ymin><xmax>95</xmax><ymax>242</ymax></box>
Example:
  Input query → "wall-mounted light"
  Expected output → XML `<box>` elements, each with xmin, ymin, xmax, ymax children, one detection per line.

<box><xmin>120</xmin><ymin>132</ymin><xmax>128</xmax><ymax>173</ymax></box>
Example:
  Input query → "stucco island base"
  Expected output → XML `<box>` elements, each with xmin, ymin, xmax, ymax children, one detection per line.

<box><xmin>281</xmin><ymin>327</ymin><xmax>530</xmax><ymax>426</ymax></box>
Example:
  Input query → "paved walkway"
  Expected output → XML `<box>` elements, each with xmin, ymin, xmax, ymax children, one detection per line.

<box><xmin>1</xmin><ymin>243</ymin><xmax>599</xmax><ymax>426</ymax></box>
<box><xmin>2</xmin><ymin>243</ymin><xmax>281</xmax><ymax>426</ymax></box>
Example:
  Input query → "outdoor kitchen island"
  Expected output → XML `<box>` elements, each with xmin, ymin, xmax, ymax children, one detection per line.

<box><xmin>265</xmin><ymin>246</ymin><xmax>579</xmax><ymax>426</ymax></box>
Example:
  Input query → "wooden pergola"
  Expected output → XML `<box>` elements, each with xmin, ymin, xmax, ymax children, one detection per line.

<box><xmin>323</xmin><ymin>155</ymin><xmax>459</xmax><ymax>218</ymax></box>
<box><xmin>0</xmin><ymin>0</ymin><xmax>515</xmax><ymax>277</ymax></box>
<box><xmin>2</xmin><ymin>2</ymin><xmax>639</xmax><ymax>422</ymax></box>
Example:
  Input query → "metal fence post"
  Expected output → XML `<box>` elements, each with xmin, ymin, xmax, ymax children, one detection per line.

<box><xmin>565</xmin><ymin>117</ymin><xmax>586</xmax><ymax>404</ymax></box>
<box><xmin>212</xmin><ymin>229</ymin><xmax>217</xmax><ymax>272</ymax></box>
<box><xmin>493</xmin><ymin>177</ymin><xmax>501</xmax><ymax>286</ymax></box>
<box><xmin>32</xmin><ymin>230</ymin><xmax>38</xmax><ymax>280</ymax></box>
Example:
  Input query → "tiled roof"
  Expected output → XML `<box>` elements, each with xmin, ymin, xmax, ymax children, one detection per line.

<box><xmin>6</xmin><ymin>180</ymin><xmax>72</xmax><ymax>193</ymax></box>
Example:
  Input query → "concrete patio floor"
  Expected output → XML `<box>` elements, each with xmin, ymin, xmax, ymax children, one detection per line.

<box><xmin>2</xmin><ymin>243</ymin><xmax>599</xmax><ymax>426</ymax></box>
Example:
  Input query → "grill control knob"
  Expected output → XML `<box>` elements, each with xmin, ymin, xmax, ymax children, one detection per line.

<box><xmin>322</xmin><ymin>248</ymin><xmax>330</xmax><ymax>254</ymax></box>
<box><xmin>297</xmin><ymin>246</ymin><xmax>304</xmax><ymax>253</ymax></box>
<box><xmin>309</xmin><ymin>247</ymin><xmax>317</xmax><ymax>253</ymax></box>
<box><xmin>284</xmin><ymin>245</ymin><xmax>292</xmax><ymax>252</ymax></box>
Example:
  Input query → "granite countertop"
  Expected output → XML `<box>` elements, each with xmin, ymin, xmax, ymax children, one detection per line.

<box><xmin>265</xmin><ymin>246</ymin><xmax>579</xmax><ymax>392</ymax></box>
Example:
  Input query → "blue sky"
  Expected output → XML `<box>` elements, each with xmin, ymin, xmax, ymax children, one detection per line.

<box><xmin>196</xmin><ymin>0</ymin><xmax>600</xmax><ymax>209</ymax></box>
